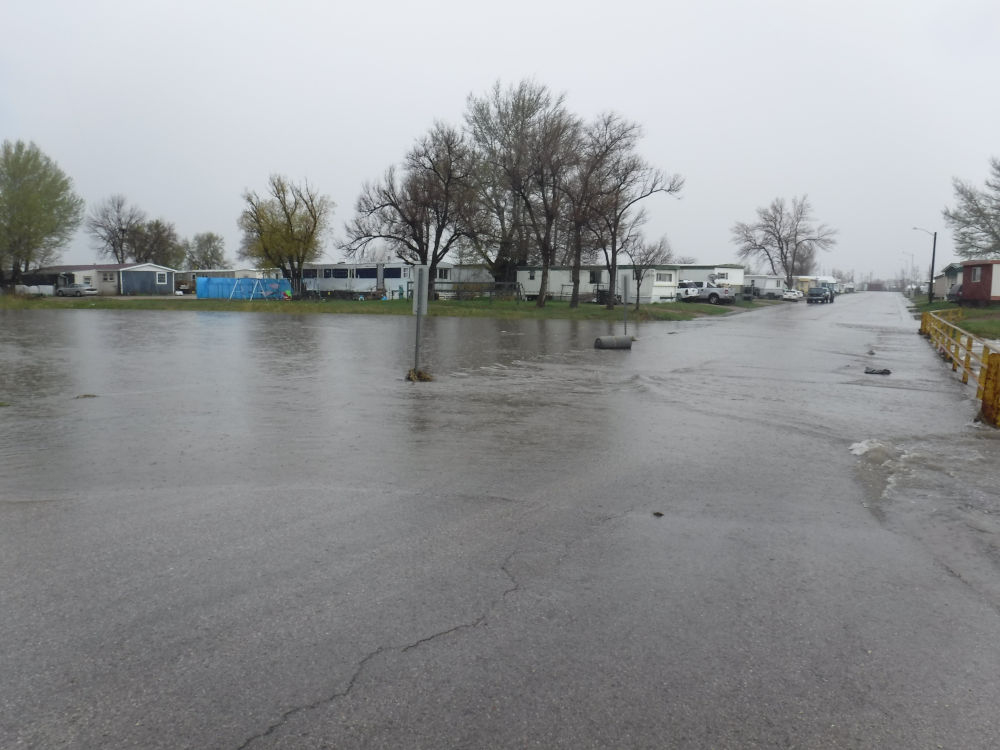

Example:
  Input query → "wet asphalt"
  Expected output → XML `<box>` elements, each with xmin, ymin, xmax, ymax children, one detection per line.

<box><xmin>1</xmin><ymin>293</ymin><xmax>998</xmax><ymax>748</ymax></box>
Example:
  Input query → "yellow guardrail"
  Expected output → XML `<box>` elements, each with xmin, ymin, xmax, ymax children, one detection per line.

<box><xmin>920</xmin><ymin>309</ymin><xmax>1000</xmax><ymax>427</ymax></box>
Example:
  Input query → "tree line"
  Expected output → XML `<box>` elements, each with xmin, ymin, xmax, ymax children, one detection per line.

<box><xmin>85</xmin><ymin>194</ymin><xmax>229</xmax><ymax>271</ymax></box>
<box><xmin>236</xmin><ymin>80</ymin><xmax>687</xmax><ymax>304</ymax></box>
<box><xmin>337</xmin><ymin>80</ymin><xmax>685</xmax><ymax>307</ymax></box>
<box><xmin>0</xmin><ymin>141</ymin><xmax>228</xmax><ymax>287</ymax></box>
<box><xmin>3</xmin><ymin>86</ymin><xmax>1000</xmax><ymax>295</ymax></box>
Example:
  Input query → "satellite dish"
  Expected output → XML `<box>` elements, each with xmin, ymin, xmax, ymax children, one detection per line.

<box><xmin>707</xmin><ymin>273</ymin><xmax>718</xmax><ymax>283</ymax></box>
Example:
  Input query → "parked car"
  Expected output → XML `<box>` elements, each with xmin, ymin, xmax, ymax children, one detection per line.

<box><xmin>675</xmin><ymin>280</ymin><xmax>736</xmax><ymax>305</ymax></box>
<box><xmin>782</xmin><ymin>289</ymin><xmax>802</xmax><ymax>301</ymax></box>
<box><xmin>56</xmin><ymin>283</ymin><xmax>98</xmax><ymax>297</ymax></box>
<box><xmin>947</xmin><ymin>283</ymin><xmax>962</xmax><ymax>303</ymax></box>
<box><xmin>807</xmin><ymin>287</ymin><xmax>830</xmax><ymax>304</ymax></box>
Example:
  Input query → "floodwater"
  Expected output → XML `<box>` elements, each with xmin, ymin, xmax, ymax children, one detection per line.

<box><xmin>2</xmin><ymin>296</ymin><xmax>999</xmax><ymax>749</ymax></box>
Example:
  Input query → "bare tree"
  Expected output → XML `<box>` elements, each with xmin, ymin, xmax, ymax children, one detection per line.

<box><xmin>87</xmin><ymin>195</ymin><xmax>146</xmax><ymax>264</ymax></box>
<box><xmin>589</xmin><ymin>143</ymin><xmax>684</xmax><ymax>309</ymax></box>
<box><xmin>943</xmin><ymin>156</ymin><xmax>1000</xmax><ymax>259</ymax></box>
<box><xmin>129</xmin><ymin>219</ymin><xmax>185</xmax><ymax>268</ymax></box>
<box><xmin>238</xmin><ymin>175</ymin><xmax>333</xmax><ymax>295</ymax></box>
<box><xmin>464</xmin><ymin>81</ymin><xmax>547</xmax><ymax>283</ymax></box>
<box><xmin>624</xmin><ymin>234</ymin><xmax>673</xmax><ymax>310</ymax></box>
<box><xmin>465</xmin><ymin>80</ymin><xmax>582</xmax><ymax>306</ymax></box>
<box><xmin>517</xmin><ymin>97</ymin><xmax>580</xmax><ymax>306</ymax></box>
<box><xmin>731</xmin><ymin>196</ymin><xmax>836</xmax><ymax>288</ymax></box>
<box><xmin>342</xmin><ymin>122</ymin><xmax>476</xmax><ymax>297</ymax></box>
<box><xmin>560</xmin><ymin>113</ymin><xmax>639</xmax><ymax>307</ymax></box>
<box><xmin>183</xmin><ymin>232</ymin><xmax>228</xmax><ymax>269</ymax></box>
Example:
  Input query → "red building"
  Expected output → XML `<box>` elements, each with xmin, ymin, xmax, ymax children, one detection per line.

<box><xmin>960</xmin><ymin>259</ymin><xmax>1000</xmax><ymax>305</ymax></box>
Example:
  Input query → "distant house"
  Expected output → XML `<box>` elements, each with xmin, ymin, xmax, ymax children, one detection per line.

<box><xmin>517</xmin><ymin>265</ymin><xmax>607</xmax><ymax>301</ymax></box>
<box><xmin>935</xmin><ymin>262</ymin><xmax>963</xmax><ymax>300</ymax></box>
<box><xmin>959</xmin><ymin>259</ymin><xmax>1000</xmax><ymax>305</ymax></box>
<box><xmin>36</xmin><ymin>263</ymin><xmax>177</xmax><ymax>295</ymax></box>
<box><xmin>619</xmin><ymin>265</ymin><xmax>681</xmax><ymax>303</ymax></box>
<box><xmin>793</xmin><ymin>275</ymin><xmax>840</xmax><ymax>293</ymax></box>
<box><xmin>516</xmin><ymin>263</ymin><xmax>744</xmax><ymax>303</ymax></box>
<box><xmin>743</xmin><ymin>274</ymin><xmax>788</xmax><ymax>299</ymax></box>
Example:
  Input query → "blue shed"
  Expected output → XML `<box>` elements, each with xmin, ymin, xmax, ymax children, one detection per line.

<box><xmin>120</xmin><ymin>264</ymin><xmax>176</xmax><ymax>295</ymax></box>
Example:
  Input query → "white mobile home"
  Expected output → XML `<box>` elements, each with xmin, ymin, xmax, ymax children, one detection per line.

<box><xmin>517</xmin><ymin>266</ymin><xmax>609</xmax><ymax>301</ymax></box>
<box><xmin>300</xmin><ymin>262</ymin><xmax>414</xmax><ymax>298</ymax></box>
<box><xmin>672</xmin><ymin>264</ymin><xmax>745</xmax><ymax>288</ymax></box>
<box><xmin>518</xmin><ymin>263</ymin><xmax>745</xmax><ymax>304</ymax></box>
<box><xmin>743</xmin><ymin>274</ymin><xmax>787</xmax><ymax>299</ymax></box>
<box><xmin>298</xmin><ymin>262</ymin><xmax>480</xmax><ymax>299</ymax></box>
<box><xmin>616</xmin><ymin>266</ymin><xmax>680</xmax><ymax>304</ymax></box>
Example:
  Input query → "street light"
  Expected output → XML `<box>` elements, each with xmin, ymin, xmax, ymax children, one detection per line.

<box><xmin>913</xmin><ymin>226</ymin><xmax>937</xmax><ymax>304</ymax></box>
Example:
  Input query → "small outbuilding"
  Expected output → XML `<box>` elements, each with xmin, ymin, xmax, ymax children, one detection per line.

<box><xmin>959</xmin><ymin>259</ymin><xmax>1000</xmax><ymax>305</ymax></box>
<box><xmin>119</xmin><ymin>263</ymin><xmax>176</xmax><ymax>295</ymax></box>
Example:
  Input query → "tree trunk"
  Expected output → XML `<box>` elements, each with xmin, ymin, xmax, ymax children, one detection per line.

<box><xmin>606</xmin><ymin>248</ymin><xmax>618</xmax><ymax>310</ymax></box>
<box><xmin>536</xmin><ymin>265</ymin><xmax>549</xmax><ymax>307</ymax></box>
<box><xmin>568</xmin><ymin>223</ymin><xmax>583</xmax><ymax>308</ymax></box>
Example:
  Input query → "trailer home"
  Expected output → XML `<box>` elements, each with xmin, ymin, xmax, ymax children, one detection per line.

<box><xmin>959</xmin><ymin>259</ymin><xmax>1000</xmax><ymax>305</ymax></box>
<box><xmin>743</xmin><ymin>275</ymin><xmax>787</xmax><ymax>299</ymax></box>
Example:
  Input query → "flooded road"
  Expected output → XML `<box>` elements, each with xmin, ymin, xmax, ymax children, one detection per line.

<box><xmin>2</xmin><ymin>295</ymin><xmax>998</xmax><ymax>749</ymax></box>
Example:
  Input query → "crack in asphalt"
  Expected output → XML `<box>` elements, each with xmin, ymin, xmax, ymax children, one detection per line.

<box><xmin>234</xmin><ymin>646</ymin><xmax>386</xmax><ymax>750</ymax></box>
<box><xmin>235</xmin><ymin>551</ymin><xmax>525</xmax><ymax>749</ymax></box>
<box><xmin>235</xmin><ymin>511</ymin><xmax>627</xmax><ymax>748</ymax></box>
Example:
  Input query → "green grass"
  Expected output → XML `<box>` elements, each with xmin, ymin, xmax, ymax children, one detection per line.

<box><xmin>0</xmin><ymin>294</ymin><xmax>758</xmax><ymax>322</ymax></box>
<box><xmin>911</xmin><ymin>298</ymin><xmax>1000</xmax><ymax>339</ymax></box>
<box><xmin>961</xmin><ymin>315</ymin><xmax>1000</xmax><ymax>340</ymax></box>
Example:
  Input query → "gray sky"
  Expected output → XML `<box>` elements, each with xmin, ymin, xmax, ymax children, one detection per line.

<box><xmin>4</xmin><ymin>0</ymin><xmax>997</xmax><ymax>280</ymax></box>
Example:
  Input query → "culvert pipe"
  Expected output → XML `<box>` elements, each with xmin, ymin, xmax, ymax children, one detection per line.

<box><xmin>594</xmin><ymin>336</ymin><xmax>633</xmax><ymax>350</ymax></box>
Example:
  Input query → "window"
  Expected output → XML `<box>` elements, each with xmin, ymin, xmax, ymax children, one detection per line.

<box><xmin>331</xmin><ymin>268</ymin><xmax>349</xmax><ymax>278</ymax></box>
<box><xmin>302</xmin><ymin>268</ymin><xmax>317</xmax><ymax>278</ymax></box>
<box><xmin>358</xmin><ymin>268</ymin><xmax>378</xmax><ymax>279</ymax></box>
<box><xmin>589</xmin><ymin>270</ymin><xmax>601</xmax><ymax>284</ymax></box>
<box><xmin>715</xmin><ymin>271</ymin><xmax>728</xmax><ymax>280</ymax></box>
<box><xmin>102</xmin><ymin>272</ymin><xmax>114</xmax><ymax>282</ymax></box>
<box><xmin>402</xmin><ymin>267</ymin><xmax>410</xmax><ymax>278</ymax></box>
<box><xmin>656</xmin><ymin>272</ymin><xmax>672</xmax><ymax>283</ymax></box>
<box><xmin>437</xmin><ymin>268</ymin><xmax>450</xmax><ymax>280</ymax></box>
<box><xmin>323</xmin><ymin>268</ymin><xmax>333</xmax><ymax>278</ymax></box>
<box><xmin>156</xmin><ymin>272</ymin><xmax>167</xmax><ymax>285</ymax></box>
<box><xmin>971</xmin><ymin>267</ymin><xmax>982</xmax><ymax>282</ymax></box>
<box><xmin>529</xmin><ymin>270</ymin><xmax>536</xmax><ymax>280</ymax></box>
<box><xmin>82</xmin><ymin>276</ymin><xmax>93</xmax><ymax>285</ymax></box>
<box><xmin>383</xmin><ymin>267</ymin><xmax>402</xmax><ymax>278</ymax></box>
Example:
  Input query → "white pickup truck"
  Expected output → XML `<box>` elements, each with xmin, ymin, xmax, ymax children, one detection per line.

<box><xmin>675</xmin><ymin>280</ymin><xmax>736</xmax><ymax>305</ymax></box>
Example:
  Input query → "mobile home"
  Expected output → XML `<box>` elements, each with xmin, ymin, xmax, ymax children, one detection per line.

<box><xmin>959</xmin><ymin>259</ymin><xmax>1000</xmax><ymax>305</ymax></box>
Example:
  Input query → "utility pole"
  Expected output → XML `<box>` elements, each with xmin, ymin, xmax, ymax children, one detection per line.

<box><xmin>913</xmin><ymin>227</ymin><xmax>937</xmax><ymax>303</ymax></box>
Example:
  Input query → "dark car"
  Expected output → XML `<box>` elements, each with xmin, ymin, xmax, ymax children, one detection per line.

<box><xmin>806</xmin><ymin>287</ymin><xmax>830</xmax><ymax>304</ymax></box>
<box><xmin>56</xmin><ymin>283</ymin><xmax>98</xmax><ymax>297</ymax></box>
<box><xmin>947</xmin><ymin>283</ymin><xmax>962</xmax><ymax>302</ymax></box>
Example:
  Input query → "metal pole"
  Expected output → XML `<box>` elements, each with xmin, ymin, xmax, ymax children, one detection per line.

<box><xmin>623</xmin><ymin>276</ymin><xmax>628</xmax><ymax>336</ymax></box>
<box><xmin>414</xmin><ymin>306</ymin><xmax>421</xmax><ymax>374</ymax></box>
<box><xmin>928</xmin><ymin>231</ymin><xmax>937</xmax><ymax>304</ymax></box>
<box><xmin>412</xmin><ymin>265</ymin><xmax>428</xmax><ymax>377</ymax></box>
<box><xmin>913</xmin><ymin>227</ymin><xmax>937</xmax><ymax>304</ymax></box>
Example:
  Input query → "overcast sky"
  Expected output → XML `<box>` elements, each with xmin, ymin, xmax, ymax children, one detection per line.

<box><xmin>4</xmin><ymin>0</ymin><xmax>998</xmax><ymax>280</ymax></box>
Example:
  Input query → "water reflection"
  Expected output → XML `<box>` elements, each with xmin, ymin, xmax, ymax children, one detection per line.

<box><xmin>0</xmin><ymin>310</ymin><xmax>619</xmax><ymax>496</ymax></box>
